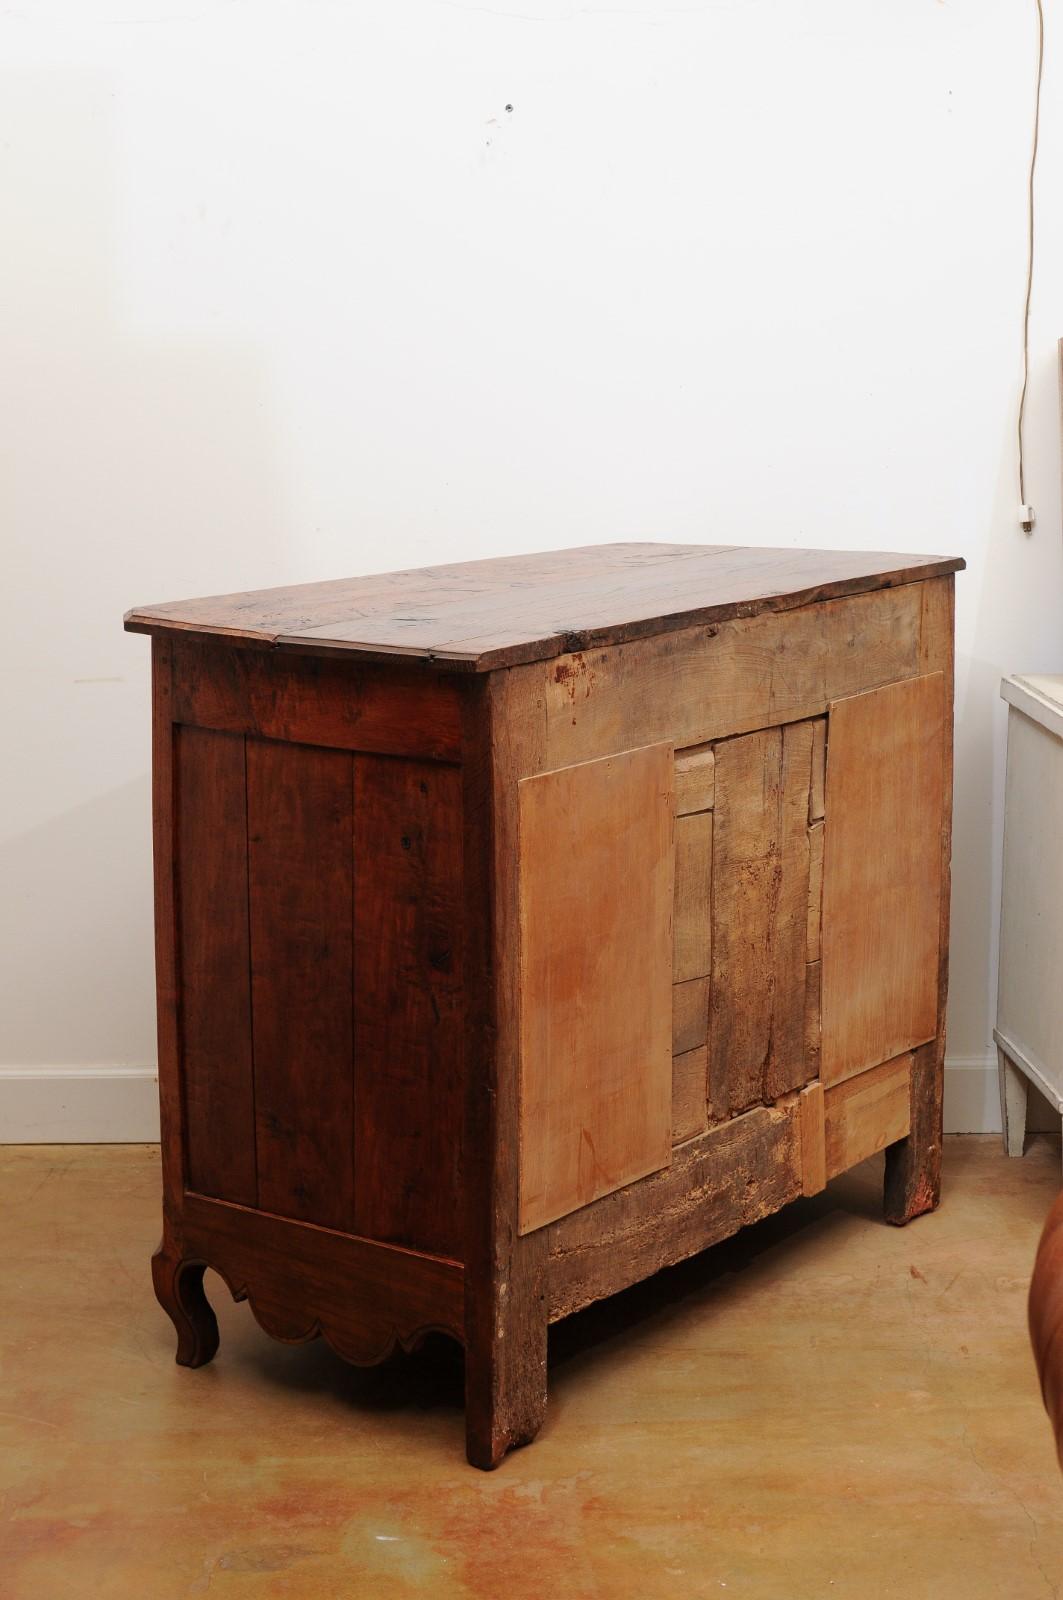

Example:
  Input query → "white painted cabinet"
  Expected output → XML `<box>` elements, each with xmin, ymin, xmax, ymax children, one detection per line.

<box><xmin>996</xmin><ymin>674</ymin><xmax>1063</xmax><ymax>1163</ymax></box>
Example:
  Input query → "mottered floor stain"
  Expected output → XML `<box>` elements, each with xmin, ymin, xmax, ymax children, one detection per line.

<box><xmin>3</xmin><ymin>1139</ymin><xmax>1063</xmax><ymax>1599</ymax></box>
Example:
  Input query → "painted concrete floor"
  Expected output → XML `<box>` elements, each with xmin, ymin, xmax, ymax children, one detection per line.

<box><xmin>2</xmin><ymin>1136</ymin><xmax>1062</xmax><ymax>1599</ymax></box>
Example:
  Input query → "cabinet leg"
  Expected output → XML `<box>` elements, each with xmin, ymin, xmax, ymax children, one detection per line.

<box><xmin>997</xmin><ymin>1046</ymin><xmax>1028</xmax><ymax>1158</ymax></box>
<box><xmin>884</xmin><ymin>1041</ymin><xmax>942</xmax><ymax>1226</ymax></box>
<box><xmin>151</xmin><ymin>1245</ymin><xmax>219</xmax><ymax>1368</ymax></box>
<box><xmin>464</xmin><ymin>1246</ymin><xmax>548</xmax><ymax>1470</ymax></box>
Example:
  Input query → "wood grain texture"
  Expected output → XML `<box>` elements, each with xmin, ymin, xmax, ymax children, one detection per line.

<box><xmin>672</xmin><ymin>976</ymin><xmax>709</xmax><ymax>1056</ymax></box>
<box><xmin>518</xmin><ymin>743</ymin><xmax>674</xmax><ymax>1234</ymax></box>
<box><xmin>673</xmin><ymin>810</ymin><xmax>713</xmax><ymax>984</ymax></box>
<box><xmin>883</xmin><ymin>577</ymin><xmax>955</xmax><ymax>1224</ymax></box>
<box><xmin>672</xmin><ymin>1046</ymin><xmax>709</xmax><ymax>1144</ymax></box>
<box><xmin>810</xmin><ymin>719</ymin><xmax>826</xmax><ymax>822</ymax></box>
<box><xmin>821</xmin><ymin>673</ymin><xmax>945</xmax><ymax>1086</ymax></box>
<box><xmin>180</xmin><ymin>1191</ymin><xmax>464</xmax><ymax>1362</ymax></box>
<box><xmin>675</xmin><ymin>744</ymin><xmax>715</xmax><ymax>815</ymax></box>
<box><xmin>798</xmin><ymin>1081</ymin><xmax>826</xmax><ymax>1197</ymax></box>
<box><xmin>175</xmin><ymin>726</ymin><xmax>256</xmax><ymax>1205</ymax></box>
<box><xmin>544</xmin><ymin>582</ymin><xmax>929</xmax><ymax>768</ymax></box>
<box><xmin>824</xmin><ymin>1053</ymin><xmax>912</xmax><ymax>1179</ymax></box>
<box><xmin>246</xmin><ymin>739</ymin><xmax>355</xmax><ymax>1232</ymax></box>
<box><xmin>352</xmin><ymin>757</ymin><xmax>465</xmax><ymax>1260</ymax></box>
<box><xmin>126</xmin><ymin>543</ymin><xmax>964</xmax><ymax>672</ymax></box>
<box><xmin>547</xmin><ymin>1098</ymin><xmax>802</xmax><ymax>1320</ymax></box>
<box><xmin>170</xmin><ymin>637</ymin><xmax>462</xmax><ymax>762</ymax></box>
<box><xmin>709</xmin><ymin>721</ymin><xmax>813</xmax><ymax>1116</ymax></box>
<box><xmin>807</xmin><ymin>819</ymin><xmax>824</xmax><ymax>964</ymax></box>
<box><xmin>465</xmin><ymin>665</ymin><xmax>549</xmax><ymax>1469</ymax></box>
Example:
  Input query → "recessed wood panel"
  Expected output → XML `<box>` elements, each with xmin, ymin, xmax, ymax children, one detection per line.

<box><xmin>517</xmin><ymin>743</ymin><xmax>674</xmax><ymax>1234</ymax></box>
<box><xmin>821</xmin><ymin>674</ymin><xmax>944</xmax><ymax>1085</ymax></box>
<box><xmin>709</xmin><ymin>721</ymin><xmax>814</xmax><ymax>1116</ymax></box>
<box><xmin>824</xmin><ymin>1054</ymin><xmax>912</xmax><ymax>1178</ymax></box>
<box><xmin>353</xmin><ymin>756</ymin><xmax>465</xmax><ymax>1260</ymax></box>
<box><xmin>176</xmin><ymin>726</ymin><xmax>256</xmax><ymax>1205</ymax></box>
<box><xmin>247</xmin><ymin>738</ymin><xmax>355</xmax><ymax>1230</ymax></box>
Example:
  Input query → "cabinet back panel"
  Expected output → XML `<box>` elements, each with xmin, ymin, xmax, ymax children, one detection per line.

<box><xmin>174</xmin><ymin>721</ymin><xmax>466</xmax><ymax>1259</ymax></box>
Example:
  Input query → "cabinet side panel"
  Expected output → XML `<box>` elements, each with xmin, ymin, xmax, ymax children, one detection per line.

<box><xmin>821</xmin><ymin>673</ymin><xmax>944</xmax><ymax>1085</ymax></box>
<box><xmin>517</xmin><ymin>742</ymin><xmax>674</xmax><ymax>1234</ymax></box>
<box><xmin>247</xmin><ymin>738</ymin><xmax>356</xmax><ymax>1230</ymax></box>
<box><xmin>175</xmin><ymin>726</ymin><xmax>256</xmax><ymax>1204</ymax></box>
<box><xmin>353</xmin><ymin>756</ymin><xmax>465</xmax><ymax>1260</ymax></box>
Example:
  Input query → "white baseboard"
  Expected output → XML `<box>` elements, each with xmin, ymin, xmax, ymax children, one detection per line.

<box><xmin>0</xmin><ymin>1055</ymin><xmax>1051</xmax><ymax>1143</ymax></box>
<box><xmin>0</xmin><ymin>1068</ymin><xmax>160</xmax><ymax>1143</ymax></box>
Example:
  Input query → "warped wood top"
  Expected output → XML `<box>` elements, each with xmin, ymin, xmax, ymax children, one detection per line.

<box><xmin>125</xmin><ymin>542</ymin><xmax>964</xmax><ymax>672</ymax></box>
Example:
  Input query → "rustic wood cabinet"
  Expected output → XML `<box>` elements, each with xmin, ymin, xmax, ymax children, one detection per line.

<box><xmin>125</xmin><ymin>541</ymin><xmax>962</xmax><ymax>1469</ymax></box>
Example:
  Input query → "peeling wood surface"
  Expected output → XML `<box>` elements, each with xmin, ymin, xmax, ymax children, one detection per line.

<box><xmin>547</xmin><ymin>1100</ymin><xmax>802</xmax><ymax>1320</ymax></box>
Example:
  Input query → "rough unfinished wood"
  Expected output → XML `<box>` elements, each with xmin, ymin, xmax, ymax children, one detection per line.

<box><xmin>675</xmin><ymin>744</ymin><xmax>715</xmax><ymax>815</ymax></box>
<box><xmin>672</xmin><ymin>977</ymin><xmax>709</xmax><ymax>1056</ymax></box>
<box><xmin>805</xmin><ymin>961</ymin><xmax>822</xmax><ymax>1080</ymax></box>
<box><xmin>807</xmin><ymin>819</ymin><xmax>824</xmax><ymax>963</ymax></box>
<box><xmin>709</xmin><ymin>721</ymin><xmax>813</xmax><ymax>1116</ymax></box>
<box><xmin>883</xmin><ymin>576</ymin><xmax>955</xmax><ymax>1225</ymax></box>
<box><xmin>126</xmin><ymin>543</ymin><xmax>964</xmax><ymax>672</ymax></box>
<box><xmin>673</xmin><ymin>810</ymin><xmax>713</xmax><ymax>984</ymax></box>
<box><xmin>798</xmin><ymin>1081</ymin><xmax>826</xmax><ymax>1196</ymax></box>
<box><xmin>518</xmin><ymin>743</ymin><xmax>674</xmax><ymax>1234</ymax></box>
<box><xmin>810</xmin><ymin>719</ymin><xmax>826</xmax><ymax>822</ymax></box>
<box><xmin>672</xmin><ymin>1047</ymin><xmax>709</xmax><ymax>1144</ymax></box>
<box><xmin>821</xmin><ymin>673</ymin><xmax>945</xmax><ymax>1086</ymax></box>
<box><xmin>544</xmin><ymin>582</ymin><xmax>928</xmax><ymax>768</ymax></box>
<box><xmin>825</xmin><ymin>1054</ymin><xmax>912</xmax><ymax>1179</ymax></box>
<box><xmin>547</xmin><ymin>1099</ymin><xmax>802</xmax><ymax>1320</ymax></box>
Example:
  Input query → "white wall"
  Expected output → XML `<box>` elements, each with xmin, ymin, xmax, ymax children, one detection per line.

<box><xmin>2</xmin><ymin>0</ymin><xmax>1061</xmax><ymax>1138</ymax></box>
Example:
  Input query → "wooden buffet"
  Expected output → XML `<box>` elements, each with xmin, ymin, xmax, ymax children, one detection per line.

<box><xmin>125</xmin><ymin>541</ymin><xmax>962</xmax><ymax>1468</ymax></box>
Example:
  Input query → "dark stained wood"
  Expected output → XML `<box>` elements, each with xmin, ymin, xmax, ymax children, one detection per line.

<box><xmin>175</xmin><ymin>726</ymin><xmax>256</xmax><ymax>1205</ymax></box>
<box><xmin>181</xmin><ymin>1192</ymin><xmax>464</xmax><ymax>1361</ymax></box>
<box><xmin>246</xmin><ymin>738</ymin><xmax>355</xmax><ymax>1232</ymax></box>
<box><xmin>353</xmin><ymin>756</ymin><xmax>465</xmax><ymax>1260</ymax></box>
<box><xmin>126</xmin><ymin>543</ymin><xmax>965</xmax><ymax>672</ymax></box>
<box><xmin>171</xmin><ymin>637</ymin><xmax>462</xmax><ymax>762</ymax></box>
<box><xmin>463</xmin><ymin>667</ymin><xmax>549</xmax><ymax>1471</ymax></box>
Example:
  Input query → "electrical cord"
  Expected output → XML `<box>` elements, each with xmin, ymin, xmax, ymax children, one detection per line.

<box><xmin>1018</xmin><ymin>0</ymin><xmax>1045</xmax><ymax>532</ymax></box>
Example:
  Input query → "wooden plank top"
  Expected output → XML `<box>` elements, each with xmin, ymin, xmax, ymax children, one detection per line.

<box><xmin>125</xmin><ymin>542</ymin><xmax>964</xmax><ymax>672</ymax></box>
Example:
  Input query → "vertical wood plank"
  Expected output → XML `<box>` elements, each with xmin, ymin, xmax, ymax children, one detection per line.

<box><xmin>807</xmin><ymin>819</ymin><xmax>824</xmax><ymax>964</ymax></box>
<box><xmin>672</xmin><ymin>1046</ymin><xmax>709</xmax><ymax>1143</ymax></box>
<box><xmin>798</xmin><ymin>1081</ymin><xmax>826</xmax><ymax>1196</ymax></box>
<box><xmin>673</xmin><ymin>810</ymin><xmax>713</xmax><ymax>983</ymax></box>
<box><xmin>247</xmin><ymin>739</ymin><xmax>355</xmax><ymax>1230</ymax></box>
<box><xmin>353</xmin><ymin>756</ymin><xmax>465</xmax><ymax>1260</ymax></box>
<box><xmin>675</xmin><ymin>744</ymin><xmax>715</xmax><ymax>815</ymax></box>
<box><xmin>810</xmin><ymin>719</ymin><xmax>827</xmax><ymax>822</ymax></box>
<box><xmin>822</xmin><ymin>673</ymin><xmax>944</xmax><ymax>1086</ymax></box>
<box><xmin>672</xmin><ymin>976</ymin><xmax>709</xmax><ymax>1056</ymax></box>
<box><xmin>176</xmin><ymin>726</ymin><xmax>256</xmax><ymax>1205</ymax></box>
<box><xmin>710</xmin><ymin>722</ymin><xmax>813</xmax><ymax>1115</ymax></box>
<box><xmin>518</xmin><ymin>742</ymin><xmax>674</xmax><ymax>1234</ymax></box>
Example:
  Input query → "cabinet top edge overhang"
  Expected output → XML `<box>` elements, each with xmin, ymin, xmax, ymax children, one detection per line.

<box><xmin>124</xmin><ymin>542</ymin><xmax>965</xmax><ymax>675</ymax></box>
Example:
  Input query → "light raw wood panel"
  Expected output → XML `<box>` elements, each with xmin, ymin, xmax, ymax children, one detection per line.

<box><xmin>518</xmin><ymin>743</ymin><xmax>674</xmax><ymax>1234</ymax></box>
<box><xmin>544</xmin><ymin>583</ymin><xmax>926</xmax><ymax>768</ymax></box>
<box><xmin>672</xmin><ymin>1047</ymin><xmax>709</xmax><ymax>1144</ymax></box>
<box><xmin>821</xmin><ymin>674</ymin><xmax>945</xmax><ymax>1086</ymax></box>
<box><xmin>672</xmin><ymin>976</ymin><xmax>709</xmax><ymax>1056</ymax></box>
<box><xmin>709</xmin><ymin>722</ymin><xmax>813</xmax><ymax>1116</ymax></box>
<box><xmin>824</xmin><ymin>1054</ymin><xmax>912</xmax><ymax>1178</ymax></box>
<box><xmin>675</xmin><ymin>744</ymin><xmax>715</xmax><ymax>815</ymax></box>
<box><xmin>810</xmin><ymin>720</ymin><xmax>826</xmax><ymax>821</ymax></box>
<box><xmin>798</xmin><ymin>1081</ymin><xmax>826</xmax><ymax>1196</ymax></box>
<box><xmin>673</xmin><ymin>811</ymin><xmax>713</xmax><ymax>983</ymax></box>
<box><xmin>805</xmin><ymin>961</ymin><xmax>822</xmax><ymax>1080</ymax></box>
<box><xmin>807</xmin><ymin>820</ymin><xmax>824</xmax><ymax>963</ymax></box>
